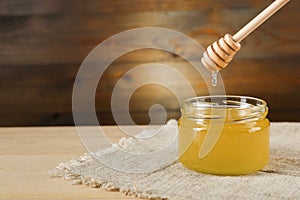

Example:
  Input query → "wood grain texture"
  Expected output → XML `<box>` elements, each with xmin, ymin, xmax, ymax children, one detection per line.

<box><xmin>0</xmin><ymin>10</ymin><xmax>299</xmax><ymax>65</ymax></box>
<box><xmin>0</xmin><ymin>0</ymin><xmax>299</xmax><ymax>125</ymax></box>
<box><xmin>0</xmin><ymin>0</ymin><xmax>280</xmax><ymax>16</ymax></box>
<box><xmin>0</xmin><ymin>126</ymin><xmax>142</xmax><ymax>199</ymax></box>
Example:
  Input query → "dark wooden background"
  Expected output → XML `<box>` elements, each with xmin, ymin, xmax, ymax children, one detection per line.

<box><xmin>0</xmin><ymin>0</ymin><xmax>299</xmax><ymax>126</ymax></box>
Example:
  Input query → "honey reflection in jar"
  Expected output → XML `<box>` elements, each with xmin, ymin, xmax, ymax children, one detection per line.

<box><xmin>178</xmin><ymin>95</ymin><xmax>270</xmax><ymax>175</ymax></box>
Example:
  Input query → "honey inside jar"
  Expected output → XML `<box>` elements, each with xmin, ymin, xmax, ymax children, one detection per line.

<box><xmin>178</xmin><ymin>95</ymin><xmax>270</xmax><ymax>175</ymax></box>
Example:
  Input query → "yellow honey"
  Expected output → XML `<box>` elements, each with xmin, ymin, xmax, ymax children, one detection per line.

<box><xmin>179</xmin><ymin>95</ymin><xmax>270</xmax><ymax>175</ymax></box>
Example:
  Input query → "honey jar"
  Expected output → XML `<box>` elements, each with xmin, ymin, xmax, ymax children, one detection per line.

<box><xmin>179</xmin><ymin>95</ymin><xmax>270</xmax><ymax>175</ymax></box>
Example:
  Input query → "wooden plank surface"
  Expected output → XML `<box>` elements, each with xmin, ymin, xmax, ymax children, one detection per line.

<box><xmin>0</xmin><ymin>0</ymin><xmax>299</xmax><ymax>126</ymax></box>
<box><xmin>1</xmin><ymin>58</ymin><xmax>298</xmax><ymax>125</ymax></box>
<box><xmin>0</xmin><ymin>0</ymin><xmax>278</xmax><ymax>16</ymax></box>
<box><xmin>1</xmin><ymin>125</ymin><xmax>299</xmax><ymax>199</ymax></box>
<box><xmin>0</xmin><ymin>8</ymin><xmax>298</xmax><ymax>65</ymax></box>
<box><xmin>0</xmin><ymin>126</ymin><xmax>142</xmax><ymax>200</ymax></box>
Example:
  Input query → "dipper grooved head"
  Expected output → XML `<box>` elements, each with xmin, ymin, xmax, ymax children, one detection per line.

<box><xmin>201</xmin><ymin>34</ymin><xmax>241</xmax><ymax>73</ymax></box>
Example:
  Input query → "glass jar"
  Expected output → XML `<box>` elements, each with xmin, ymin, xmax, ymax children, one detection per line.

<box><xmin>178</xmin><ymin>95</ymin><xmax>270</xmax><ymax>175</ymax></box>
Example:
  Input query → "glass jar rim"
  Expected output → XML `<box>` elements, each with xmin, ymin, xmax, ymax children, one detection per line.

<box><xmin>181</xmin><ymin>95</ymin><xmax>268</xmax><ymax>122</ymax></box>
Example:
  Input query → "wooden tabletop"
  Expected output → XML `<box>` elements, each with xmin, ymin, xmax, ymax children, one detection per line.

<box><xmin>0</xmin><ymin>126</ymin><xmax>142</xmax><ymax>200</ymax></box>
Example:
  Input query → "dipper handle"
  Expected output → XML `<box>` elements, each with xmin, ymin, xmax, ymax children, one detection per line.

<box><xmin>202</xmin><ymin>0</ymin><xmax>290</xmax><ymax>72</ymax></box>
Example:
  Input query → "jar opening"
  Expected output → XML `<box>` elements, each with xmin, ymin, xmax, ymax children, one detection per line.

<box><xmin>181</xmin><ymin>95</ymin><xmax>268</xmax><ymax>122</ymax></box>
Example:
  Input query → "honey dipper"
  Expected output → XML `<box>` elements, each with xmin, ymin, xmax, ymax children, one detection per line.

<box><xmin>202</xmin><ymin>0</ymin><xmax>290</xmax><ymax>82</ymax></box>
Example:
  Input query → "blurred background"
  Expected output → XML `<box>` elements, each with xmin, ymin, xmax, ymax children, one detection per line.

<box><xmin>0</xmin><ymin>0</ymin><xmax>299</xmax><ymax>126</ymax></box>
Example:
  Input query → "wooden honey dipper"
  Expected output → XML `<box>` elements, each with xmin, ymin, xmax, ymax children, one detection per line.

<box><xmin>202</xmin><ymin>0</ymin><xmax>290</xmax><ymax>75</ymax></box>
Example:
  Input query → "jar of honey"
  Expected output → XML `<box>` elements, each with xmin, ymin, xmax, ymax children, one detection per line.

<box><xmin>178</xmin><ymin>95</ymin><xmax>270</xmax><ymax>175</ymax></box>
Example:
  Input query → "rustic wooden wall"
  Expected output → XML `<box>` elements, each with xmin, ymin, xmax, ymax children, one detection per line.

<box><xmin>0</xmin><ymin>0</ymin><xmax>299</xmax><ymax>126</ymax></box>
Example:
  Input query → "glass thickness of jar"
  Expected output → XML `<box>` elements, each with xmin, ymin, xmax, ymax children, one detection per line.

<box><xmin>178</xmin><ymin>95</ymin><xmax>270</xmax><ymax>175</ymax></box>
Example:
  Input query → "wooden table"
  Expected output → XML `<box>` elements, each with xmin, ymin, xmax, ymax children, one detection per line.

<box><xmin>0</xmin><ymin>126</ymin><xmax>142</xmax><ymax>200</ymax></box>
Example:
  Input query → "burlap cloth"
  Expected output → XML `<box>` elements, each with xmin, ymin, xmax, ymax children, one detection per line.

<box><xmin>51</xmin><ymin>121</ymin><xmax>300</xmax><ymax>199</ymax></box>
